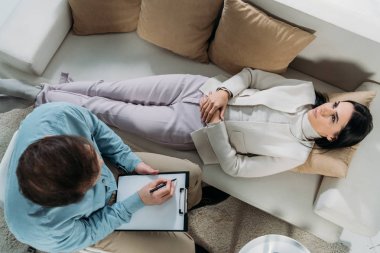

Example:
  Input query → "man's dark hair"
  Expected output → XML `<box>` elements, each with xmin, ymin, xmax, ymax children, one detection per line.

<box><xmin>16</xmin><ymin>135</ymin><xmax>100</xmax><ymax>207</ymax></box>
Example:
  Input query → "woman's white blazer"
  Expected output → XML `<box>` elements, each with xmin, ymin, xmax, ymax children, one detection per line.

<box><xmin>191</xmin><ymin>68</ymin><xmax>316</xmax><ymax>177</ymax></box>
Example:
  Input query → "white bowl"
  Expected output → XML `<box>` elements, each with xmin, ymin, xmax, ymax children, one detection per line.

<box><xmin>239</xmin><ymin>234</ymin><xmax>310</xmax><ymax>253</ymax></box>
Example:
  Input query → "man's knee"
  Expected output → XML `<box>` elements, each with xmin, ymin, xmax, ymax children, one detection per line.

<box><xmin>135</xmin><ymin>152</ymin><xmax>201</xmax><ymax>174</ymax></box>
<box><xmin>183</xmin><ymin>159</ymin><xmax>202</xmax><ymax>185</ymax></box>
<box><xmin>94</xmin><ymin>231</ymin><xmax>195</xmax><ymax>253</ymax></box>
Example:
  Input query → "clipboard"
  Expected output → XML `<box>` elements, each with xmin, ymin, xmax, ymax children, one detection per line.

<box><xmin>115</xmin><ymin>172</ymin><xmax>189</xmax><ymax>231</ymax></box>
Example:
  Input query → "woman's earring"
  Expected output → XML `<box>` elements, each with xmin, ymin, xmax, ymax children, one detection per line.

<box><xmin>327</xmin><ymin>136</ymin><xmax>333</xmax><ymax>142</ymax></box>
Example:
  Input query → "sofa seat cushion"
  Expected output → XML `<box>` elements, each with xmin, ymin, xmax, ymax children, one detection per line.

<box><xmin>43</xmin><ymin>29</ymin><xmax>371</xmax><ymax>180</ymax></box>
<box><xmin>137</xmin><ymin>0</ymin><xmax>223</xmax><ymax>63</ymax></box>
<box><xmin>42</xmin><ymin>32</ymin><xmax>227</xmax><ymax>81</ymax></box>
<box><xmin>209</xmin><ymin>0</ymin><xmax>315</xmax><ymax>74</ymax></box>
<box><xmin>68</xmin><ymin>0</ymin><xmax>141</xmax><ymax>35</ymax></box>
<box><xmin>42</xmin><ymin>30</ymin><xmax>369</xmax><ymax>179</ymax></box>
<box><xmin>0</xmin><ymin>0</ymin><xmax>72</xmax><ymax>75</ymax></box>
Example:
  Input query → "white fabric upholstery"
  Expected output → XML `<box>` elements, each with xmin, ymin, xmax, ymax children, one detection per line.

<box><xmin>0</xmin><ymin>0</ymin><xmax>71</xmax><ymax>75</ymax></box>
<box><xmin>315</xmin><ymin>81</ymin><xmax>380</xmax><ymax>236</ymax></box>
<box><xmin>0</xmin><ymin>131</ymin><xmax>18</xmax><ymax>208</ymax></box>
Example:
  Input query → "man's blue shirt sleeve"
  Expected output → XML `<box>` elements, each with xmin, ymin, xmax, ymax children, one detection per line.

<box><xmin>49</xmin><ymin>193</ymin><xmax>144</xmax><ymax>253</ymax></box>
<box><xmin>78</xmin><ymin>105</ymin><xmax>142</xmax><ymax>172</ymax></box>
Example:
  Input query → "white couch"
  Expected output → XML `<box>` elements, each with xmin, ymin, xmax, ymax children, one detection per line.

<box><xmin>1</xmin><ymin>0</ymin><xmax>380</xmax><ymax>243</ymax></box>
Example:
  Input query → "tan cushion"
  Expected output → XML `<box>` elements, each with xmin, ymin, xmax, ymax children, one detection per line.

<box><xmin>68</xmin><ymin>0</ymin><xmax>141</xmax><ymax>35</ymax></box>
<box><xmin>136</xmin><ymin>0</ymin><xmax>223</xmax><ymax>63</ymax></box>
<box><xmin>293</xmin><ymin>91</ymin><xmax>376</xmax><ymax>178</ymax></box>
<box><xmin>208</xmin><ymin>0</ymin><xmax>315</xmax><ymax>74</ymax></box>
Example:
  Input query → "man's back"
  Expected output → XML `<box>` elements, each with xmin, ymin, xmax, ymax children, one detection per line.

<box><xmin>4</xmin><ymin>102</ymin><xmax>143</xmax><ymax>252</ymax></box>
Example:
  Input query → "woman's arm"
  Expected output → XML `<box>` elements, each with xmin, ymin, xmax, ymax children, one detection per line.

<box><xmin>205</xmin><ymin>121</ymin><xmax>305</xmax><ymax>177</ymax></box>
<box><xmin>200</xmin><ymin>68</ymin><xmax>308</xmax><ymax>122</ymax></box>
<box><xmin>221</xmin><ymin>68</ymin><xmax>303</xmax><ymax>95</ymax></box>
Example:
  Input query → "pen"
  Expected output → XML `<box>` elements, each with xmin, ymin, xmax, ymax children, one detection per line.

<box><xmin>149</xmin><ymin>178</ymin><xmax>177</xmax><ymax>193</ymax></box>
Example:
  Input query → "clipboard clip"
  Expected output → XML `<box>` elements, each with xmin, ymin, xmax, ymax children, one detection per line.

<box><xmin>179</xmin><ymin>188</ymin><xmax>188</xmax><ymax>215</ymax></box>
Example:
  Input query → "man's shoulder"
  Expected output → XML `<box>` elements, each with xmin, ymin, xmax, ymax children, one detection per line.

<box><xmin>36</xmin><ymin>102</ymin><xmax>82</xmax><ymax>113</ymax></box>
<box><xmin>30</xmin><ymin>102</ymin><xmax>90</xmax><ymax>123</ymax></box>
<box><xmin>16</xmin><ymin>103</ymin><xmax>90</xmax><ymax>143</ymax></box>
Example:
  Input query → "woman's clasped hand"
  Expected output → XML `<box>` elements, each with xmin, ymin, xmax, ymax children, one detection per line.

<box><xmin>199</xmin><ymin>89</ymin><xmax>230</xmax><ymax>123</ymax></box>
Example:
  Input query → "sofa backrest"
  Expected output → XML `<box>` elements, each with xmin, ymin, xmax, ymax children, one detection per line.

<box><xmin>248</xmin><ymin>0</ymin><xmax>380</xmax><ymax>91</ymax></box>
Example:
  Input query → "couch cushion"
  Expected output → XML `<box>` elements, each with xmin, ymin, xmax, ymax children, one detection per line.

<box><xmin>208</xmin><ymin>0</ymin><xmax>315</xmax><ymax>74</ymax></box>
<box><xmin>68</xmin><ymin>0</ymin><xmax>141</xmax><ymax>35</ymax></box>
<box><xmin>41</xmin><ymin>32</ymin><xmax>227</xmax><ymax>81</ymax></box>
<box><xmin>293</xmin><ymin>90</ymin><xmax>376</xmax><ymax>178</ymax></box>
<box><xmin>0</xmin><ymin>0</ymin><xmax>71</xmax><ymax>75</ymax></box>
<box><xmin>136</xmin><ymin>0</ymin><xmax>223</xmax><ymax>63</ymax></box>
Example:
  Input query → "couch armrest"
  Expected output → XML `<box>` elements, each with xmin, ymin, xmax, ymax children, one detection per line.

<box><xmin>0</xmin><ymin>0</ymin><xmax>71</xmax><ymax>75</ymax></box>
<box><xmin>314</xmin><ymin>81</ymin><xmax>380</xmax><ymax>236</ymax></box>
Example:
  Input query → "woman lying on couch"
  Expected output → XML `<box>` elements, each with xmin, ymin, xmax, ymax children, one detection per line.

<box><xmin>34</xmin><ymin>68</ymin><xmax>373</xmax><ymax>177</ymax></box>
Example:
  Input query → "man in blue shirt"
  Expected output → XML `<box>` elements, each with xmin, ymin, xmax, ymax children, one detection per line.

<box><xmin>4</xmin><ymin>102</ymin><xmax>202</xmax><ymax>253</ymax></box>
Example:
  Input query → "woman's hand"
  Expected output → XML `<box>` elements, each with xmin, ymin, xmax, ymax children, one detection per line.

<box><xmin>138</xmin><ymin>178</ymin><xmax>175</xmax><ymax>205</ymax></box>
<box><xmin>134</xmin><ymin>162</ymin><xmax>159</xmax><ymax>175</ymax></box>
<box><xmin>209</xmin><ymin>109</ymin><xmax>221</xmax><ymax>124</ymax></box>
<box><xmin>200</xmin><ymin>90</ymin><xmax>229</xmax><ymax>123</ymax></box>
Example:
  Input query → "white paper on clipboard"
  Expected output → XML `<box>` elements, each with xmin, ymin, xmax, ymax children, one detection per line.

<box><xmin>116</xmin><ymin>172</ymin><xmax>188</xmax><ymax>231</ymax></box>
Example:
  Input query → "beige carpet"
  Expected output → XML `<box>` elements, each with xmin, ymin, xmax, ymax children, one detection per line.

<box><xmin>0</xmin><ymin>107</ymin><xmax>349</xmax><ymax>253</ymax></box>
<box><xmin>188</xmin><ymin>197</ymin><xmax>348</xmax><ymax>253</ymax></box>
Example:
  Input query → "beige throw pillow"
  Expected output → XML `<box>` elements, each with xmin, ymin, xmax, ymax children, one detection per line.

<box><xmin>137</xmin><ymin>0</ymin><xmax>223</xmax><ymax>63</ymax></box>
<box><xmin>68</xmin><ymin>0</ymin><xmax>141</xmax><ymax>35</ymax></box>
<box><xmin>209</xmin><ymin>0</ymin><xmax>315</xmax><ymax>74</ymax></box>
<box><xmin>293</xmin><ymin>91</ymin><xmax>376</xmax><ymax>178</ymax></box>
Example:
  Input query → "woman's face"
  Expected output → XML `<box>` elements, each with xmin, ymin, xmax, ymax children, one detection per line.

<box><xmin>308</xmin><ymin>101</ymin><xmax>354</xmax><ymax>141</ymax></box>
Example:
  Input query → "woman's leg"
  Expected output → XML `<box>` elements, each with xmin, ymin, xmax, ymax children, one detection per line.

<box><xmin>45</xmin><ymin>74</ymin><xmax>207</xmax><ymax>106</ymax></box>
<box><xmin>0</xmin><ymin>79</ymin><xmax>43</xmax><ymax>101</ymax></box>
<box><xmin>36</xmin><ymin>75</ymin><xmax>207</xmax><ymax>149</ymax></box>
<box><xmin>36</xmin><ymin>89</ymin><xmax>203</xmax><ymax>149</ymax></box>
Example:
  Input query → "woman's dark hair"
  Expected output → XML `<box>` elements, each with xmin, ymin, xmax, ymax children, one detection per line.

<box><xmin>313</xmin><ymin>91</ymin><xmax>373</xmax><ymax>149</ymax></box>
<box><xmin>16</xmin><ymin>135</ymin><xmax>100</xmax><ymax>207</ymax></box>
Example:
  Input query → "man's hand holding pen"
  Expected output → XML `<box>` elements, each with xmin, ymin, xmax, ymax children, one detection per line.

<box><xmin>138</xmin><ymin>178</ymin><xmax>176</xmax><ymax>205</ymax></box>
